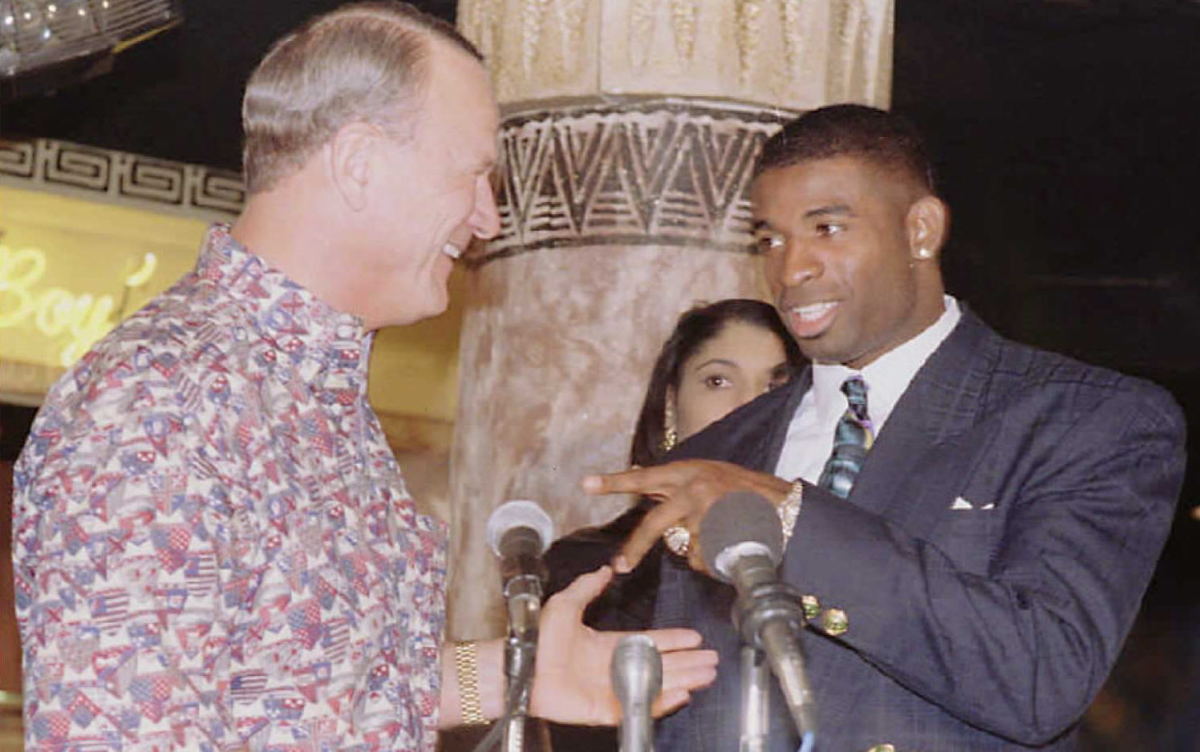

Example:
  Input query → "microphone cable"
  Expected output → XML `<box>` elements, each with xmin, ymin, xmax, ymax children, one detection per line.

<box><xmin>468</xmin><ymin>648</ymin><xmax>536</xmax><ymax>752</ymax></box>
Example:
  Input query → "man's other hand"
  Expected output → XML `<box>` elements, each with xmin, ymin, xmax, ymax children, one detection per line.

<box><xmin>530</xmin><ymin>566</ymin><xmax>718</xmax><ymax>725</ymax></box>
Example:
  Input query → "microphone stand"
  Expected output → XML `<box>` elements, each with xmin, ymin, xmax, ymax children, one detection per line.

<box><xmin>739</xmin><ymin>645</ymin><xmax>770</xmax><ymax>752</ymax></box>
<box><xmin>734</xmin><ymin>579</ymin><xmax>817</xmax><ymax>752</ymax></box>
<box><xmin>502</xmin><ymin>570</ymin><xmax>543</xmax><ymax>752</ymax></box>
<box><xmin>698</xmin><ymin>492</ymin><xmax>818</xmax><ymax>752</ymax></box>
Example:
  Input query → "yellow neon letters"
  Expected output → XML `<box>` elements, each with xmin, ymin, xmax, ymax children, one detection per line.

<box><xmin>0</xmin><ymin>244</ymin><xmax>156</xmax><ymax>367</ymax></box>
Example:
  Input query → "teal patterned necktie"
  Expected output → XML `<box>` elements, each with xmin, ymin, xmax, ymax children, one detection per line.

<box><xmin>817</xmin><ymin>376</ymin><xmax>875</xmax><ymax>498</ymax></box>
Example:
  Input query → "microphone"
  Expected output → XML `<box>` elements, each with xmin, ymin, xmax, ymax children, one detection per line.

<box><xmin>611</xmin><ymin>634</ymin><xmax>662</xmax><ymax>752</ymax></box>
<box><xmin>486</xmin><ymin>499</ymin><xmax>555</xmax><ymax>638</ymax></box>
<box><xmin>699</xmin><ymin>491</ymin><xmax>817</xmax><ymax>746</ymax></box>
<box><xmin>486</xmin><ymin>500</ymin><xmax>556</xmax><ymax>752</ymax></box>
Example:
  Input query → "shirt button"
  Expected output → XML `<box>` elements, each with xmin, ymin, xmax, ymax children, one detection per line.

<box><xmin>801</xmin><ymin>594</ymin><xmax>821</xmax><ymax>620</ymax></box>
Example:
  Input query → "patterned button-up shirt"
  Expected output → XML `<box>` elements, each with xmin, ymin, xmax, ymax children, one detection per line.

<box><xmin>14</xmin><ymin>225</ymin><xmax>448</xmax><ymax>751</ymax></box>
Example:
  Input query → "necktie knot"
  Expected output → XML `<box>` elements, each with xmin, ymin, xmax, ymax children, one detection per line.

<box><xmin>841</xmin><ymin>376</ymin><xmax>870</xmax><ymax>423</ymax></box>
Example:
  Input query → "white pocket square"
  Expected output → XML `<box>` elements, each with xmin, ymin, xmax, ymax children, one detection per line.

<box><xmin>951</xmin><ymin>496</ymin><xmax>994</xmax><ymax>511</ymax></box>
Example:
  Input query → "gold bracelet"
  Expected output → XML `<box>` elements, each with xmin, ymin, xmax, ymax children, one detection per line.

<box><xmin>779</xmin><ymin>480</ymin><xmax>803</xmax><ymax>546</ymax></box>
<box><xmin>453</xmin><ymin>641</ymin><xmax>487</xmax><ymax>726</ymax></box>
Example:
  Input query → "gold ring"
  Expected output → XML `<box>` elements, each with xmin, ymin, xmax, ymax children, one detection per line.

<box><xmin>662</xmin><ymin>525</ymin><xmax>691</xmax><ymax>557</ymax></box>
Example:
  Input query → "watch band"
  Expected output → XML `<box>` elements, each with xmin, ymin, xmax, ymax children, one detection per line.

<box><xmin>453</xmin><ymin>641</ymin><xmax>487</xmax><ymax>726</ymax></box>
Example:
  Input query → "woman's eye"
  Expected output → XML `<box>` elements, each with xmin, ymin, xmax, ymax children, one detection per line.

<box><xmin>704</xmin><ymin>375</ymin><xmax>730</xmax><ymax>389</ymax></box>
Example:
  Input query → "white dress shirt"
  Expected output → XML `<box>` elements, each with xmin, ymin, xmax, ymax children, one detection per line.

<box><xmin>774</xmin><ymin>296</ymin><xmax>962</xmax><ymax>484</ymax></box>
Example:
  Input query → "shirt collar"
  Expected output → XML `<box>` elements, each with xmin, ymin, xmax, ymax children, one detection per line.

<box><xmin>196</xmin><ymin>224</ymin><xmax>373</xmax><ymax>389</ymax></box>
<box><xmin>810</xmin><ymin>296</ymin><xmax>962</xmax><ymax>431</ymax></box>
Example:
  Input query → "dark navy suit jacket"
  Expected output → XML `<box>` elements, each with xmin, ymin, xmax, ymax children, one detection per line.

<box><xmin>549</xmin><ymin>309</ymin><xmax>1185</xmax><ymax>748</ymax></box>
<box><xmin>643</xmin><ymin>310</ymin><xmax>1186</xmax><ymax>752</ymax></box>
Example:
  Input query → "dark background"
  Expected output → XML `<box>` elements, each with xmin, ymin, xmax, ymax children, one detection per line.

<box><xmin>3</xmin><ymin>1</ymin><xmax>1199</xmax><ymax>748</ymax></box>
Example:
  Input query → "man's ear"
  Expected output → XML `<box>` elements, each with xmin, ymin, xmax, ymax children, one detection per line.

<box><xmin>906</xmin><ymin>194</ymin><xmax>949</xmax><ymax>262</ymax></box>
<box><xmin>329</xmin><ymin>122</ymin><xmax>378</xmax><ymax>212</ymax></box>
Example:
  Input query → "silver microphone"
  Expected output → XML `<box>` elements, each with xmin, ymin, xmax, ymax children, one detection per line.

<box><xmin>486</xmin><ymin>500</ymin><xmax>556</xmax><ymax>752</ymax></box>
<box><xmin>611</xmin><ymin>633</ymin><xmax>662</xmax><ymax>752</ymax></box>
<box><xmin>699</xmin><ymin>491</ymin><xmax>817</xmax><ymax>746</ymax></box>
<box><xmin>486</xmin><ymin>500</ymin><xmax>555</xmax><ymax>638</ymax></box>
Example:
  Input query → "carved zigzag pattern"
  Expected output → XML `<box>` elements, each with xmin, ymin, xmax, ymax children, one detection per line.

<box><xmin>481</xmin><ymin>103</ymin><xmax>789</xmax><ymax>263</ymax></box>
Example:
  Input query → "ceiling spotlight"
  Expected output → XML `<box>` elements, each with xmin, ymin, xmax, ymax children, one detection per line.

<box><xmin>0</xmin><ymin>0</ymin><xmax>182</xmax><ymax>79</ymax></box>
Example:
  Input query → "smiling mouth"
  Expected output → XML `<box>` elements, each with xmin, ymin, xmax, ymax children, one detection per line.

<box><xmin>784</xmin><ymin>300</ymin><xmax>839</xmax><ymax>337</ymax></box>
<box><xmin>441</xmin><ymin>243</ymin><xmax>463</xmax><ymax>260</ymax></box>
<box><xmin>790</xmin><ymin>301</ymin><xmax>838</xmax><ymax>321</ymax></box>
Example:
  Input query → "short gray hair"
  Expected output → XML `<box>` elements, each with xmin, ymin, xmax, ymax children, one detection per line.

<box><xmin>241</xmin><ymin>1</ymin><xmax>481</xmax><ymax>194</ymax></box>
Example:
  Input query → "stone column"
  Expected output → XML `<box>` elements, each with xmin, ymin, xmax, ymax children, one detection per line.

<box><xmin>449</xmin><ymin>0</ymin><xmax>893</xmax><ymax>639</ymax></box>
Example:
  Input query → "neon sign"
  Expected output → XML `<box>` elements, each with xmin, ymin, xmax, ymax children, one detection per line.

<box><xmin>0</xmin><ymin>244</ymin><xmax>158</xmax><ymax>366</ymax></box>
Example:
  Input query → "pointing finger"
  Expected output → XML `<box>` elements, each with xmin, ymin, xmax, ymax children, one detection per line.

<box><xmin>582</xmin><ymin>465</ymin><xmax>677</xmax><ymax>497</ymax></box>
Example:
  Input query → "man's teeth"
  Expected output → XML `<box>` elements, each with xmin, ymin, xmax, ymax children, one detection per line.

<box><xmin>791</xmin><ymin>301</ymin><xmax>837</xmax><ymax>321</ymax></box>
<box><xmin>441</xmin><ymin>243</ymin><xmax>462</xmax><ymax>259</ymax></box>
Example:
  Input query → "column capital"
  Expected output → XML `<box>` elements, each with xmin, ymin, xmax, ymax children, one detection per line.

<box><xmin>459</xmin><ymin>0</ymin><xmax>893</xmax><ymax>110</ymax></box>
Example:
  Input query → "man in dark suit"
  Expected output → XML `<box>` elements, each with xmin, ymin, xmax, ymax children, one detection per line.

<box><xmin>582</xmin><ymin>105</ymin><xmax>1186</xmax><ymax>751</ymax></box>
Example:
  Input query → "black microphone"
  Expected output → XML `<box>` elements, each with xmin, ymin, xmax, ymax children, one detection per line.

<box><xmin>486</xmin><ymin>500</ymin><xmax>555</xmax><ymax>638</ymax></box>
<box><xmin>611</xmin><ymin>634</ymin><xmax>662</xmax><ymax>752</ymax></box>
<box><xmin>699</xmin><ymin>491</ymin><xmax>817</xmax><ymax>746</ymax></box>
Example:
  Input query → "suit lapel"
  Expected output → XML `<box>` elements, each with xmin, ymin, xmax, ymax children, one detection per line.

<box><xmin>846</xmin><ymin>310</ymin><xmax>997</xmax><ymax>518</ymax></box>
<box><xmin>672</xmin><ymin>370</ymin><xmax>811</xmax><ymax>473</ymax></box>
<box><xmin>760</xmin><ymin>370</ymin><xmax>812</xmax><ymax>472</ymax></box>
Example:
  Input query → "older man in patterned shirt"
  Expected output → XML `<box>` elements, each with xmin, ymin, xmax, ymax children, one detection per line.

<box><xmin>12</xmin><ymin>3</ymin><xmax>717</xmax><ymax>750</ymax></box>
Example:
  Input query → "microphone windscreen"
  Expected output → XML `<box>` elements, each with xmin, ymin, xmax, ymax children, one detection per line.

<box><xmin>698</xmin><ymin>491</ymin><xmax>784</xmax><ymax>574</ymax></box>
<box><xmin>486</xmin><ymin>499</ymin><xmax>555</xmax><ymax>557</ymax></box>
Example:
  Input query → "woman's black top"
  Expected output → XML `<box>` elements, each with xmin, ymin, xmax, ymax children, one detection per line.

<box><xmin>541</xmin><ymin>498</ymin><xmax>665</xmax><ymax>751</ymax></box>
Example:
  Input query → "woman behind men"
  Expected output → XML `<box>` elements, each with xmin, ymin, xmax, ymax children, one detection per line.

<box><xmin>547</xmin><ymin>299</ymin><xmax>806</xmax><ymax>748</ymax></box>
<box><xmin>544</xmin><ymin>299</ymin><xmax>804</xmax><ymax>747</ymax></box>
<box><xmin>548</xmin><ymin>298</ymin><xmax>804</xmax><ymax>613</ymax></box>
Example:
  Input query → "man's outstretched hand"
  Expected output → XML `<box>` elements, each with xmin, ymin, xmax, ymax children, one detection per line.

<box><xmin>530</xmin><ymin>566</ymin><xmax>719</xmax><ymax>725</ymax></box>
<box><xmin>582</xmin><ymin>459</ymin><xmax>792</xmax><ymax>573</ymax></box>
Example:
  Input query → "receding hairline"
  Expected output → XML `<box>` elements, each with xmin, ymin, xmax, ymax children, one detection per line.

<box><xmin>248</xmin><ymin>2</ymin><xmax>483</xmax><ymax>120</ymax></box>
<box><xmin>302</xmin><ymin>2</ymin><xmax>481</xmax><ymax>61</ymax></box>
<box><xmin>240</xmin><ymin>2</ymin><xmax>486</xmax><ymax>193</ymax></box>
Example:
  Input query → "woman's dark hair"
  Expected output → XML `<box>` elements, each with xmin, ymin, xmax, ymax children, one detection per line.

<box><xmin>629</xmin><ymin>299</ymin><xmax>805</xmax><ymax>467</ymax></box>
